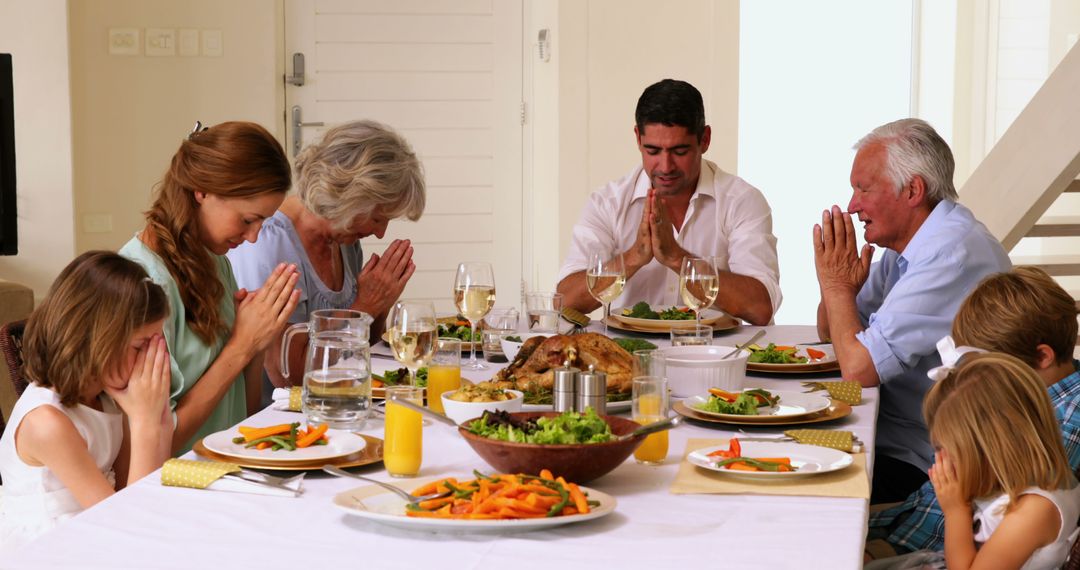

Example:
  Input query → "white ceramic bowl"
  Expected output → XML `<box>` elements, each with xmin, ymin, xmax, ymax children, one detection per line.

<box><xmin>660</xmin><ymin>345</ymin><xmax>749</xmax><ymax>398</ymax></box>
<box><xmin>441</xmin><ymin>389</ymin><xmax>524</xmax><ymax>425</ymax></box>
<box><xmin>500</xmin><ymin>333</ymin><xmax>552</xmax><ymax>363</ymax></box>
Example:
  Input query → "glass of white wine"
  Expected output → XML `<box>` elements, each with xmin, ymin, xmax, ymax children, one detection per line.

<box><xmin>386</xmin><ymin>301</ymin><xmax>437</xmax><ymax>386</ymax></box>
<box><xmin>679</xmin><ymin>256</ymin><xmax>719</xmax><ymax>327</ymax></box>
<box><xmin>586</xmin><ymin>250</ymin><xmax>626</xmax><ymax>336</ymax></box>
<box><xmin>453</xmin><ymin>262</ymin><xmax>495</xmax><ymax>370</ymax></box>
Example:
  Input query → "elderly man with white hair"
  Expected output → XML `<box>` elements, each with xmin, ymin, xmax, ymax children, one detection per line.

<box><xmin>813</xmin><ymin>118</ymin><xmax>1010</xmax><ymax>504</ymax></box>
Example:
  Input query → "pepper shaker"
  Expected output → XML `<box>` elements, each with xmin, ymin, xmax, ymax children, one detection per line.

<box><xmin>577</xmin><ymin>364</ymin><xmax>607</xmax><ymax>415</ymax></box>
<box><xmin>552</xmin><ymin>360</ymin><xmax>579</xmax><ymax>413</ymax></box>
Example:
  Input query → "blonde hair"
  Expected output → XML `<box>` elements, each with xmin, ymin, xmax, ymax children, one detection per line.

<box><xmin>295</xmin><ymin>120</ymin><xmax>425</xmax><ymax>230</ymax></box>
<box><xmin>952</xmin><ymin>266</ymin><xmax>1078</xmax><ymax>367</ymax></box>
<box><xmin>924</xmin><ymin>352</ymin><xmax>1072</xmax><ymax>508</ymax></box>
<box><xmin>22</xmin><ymin>252</ymin><xmax>169</xmax><ymax>407</ymax></box>
<box><xmin>143</xmin><ymin>121</ymin><xmax>290</xmax><ymax>344</ymax></box>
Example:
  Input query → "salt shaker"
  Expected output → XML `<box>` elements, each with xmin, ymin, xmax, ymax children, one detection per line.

<box><xmin>552</xmin><ymin>360</ymin><xmax>579</xmax><ymax>413</ymax></box>
<box><xmin>577</xmin><ymin>364</ymin><xmax>607</xmax><ymax>415</ymax></box>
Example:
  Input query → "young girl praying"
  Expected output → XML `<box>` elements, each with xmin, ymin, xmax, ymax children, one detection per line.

<box><xmin>928</xmin><ymin>352</ymin><xmax>1080</xmax><ymax>569</ymax></box>
<box><xmin>0</xmin><ymin>251</ymin><xmax>173</xmax><ymax>552</ymax></box>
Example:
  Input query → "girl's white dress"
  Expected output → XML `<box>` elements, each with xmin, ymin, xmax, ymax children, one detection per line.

<box><xmin>973</xmin><ymin>483</ymin><xmax>1080</xmax><ymax>570</ymax></box>
<box><xmin>0</xmin><ymin>383</ymin><xmax>123</xmax><ymax>553</ymax></box>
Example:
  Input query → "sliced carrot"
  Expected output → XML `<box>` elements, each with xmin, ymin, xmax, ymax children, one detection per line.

<box><xmin>708</xmin><ymin>388</ymin><xmax>739</xmax><ymax>402</ymax></box>
<box><xmin>806</xmin><ymin>348</ymin><xmax>826</xmax><ymax>360</ymax></box>
<box><xmin>568</xmin><ymin>483</ymin><xmax>590</xmax><ymax>514</ymax></box>
<box><xmin>295</xmin><ymin>423</ymin><xmax>328</xmax><ymax>448</ymax></box>
<box><xmin>538</xmin><ymin>469</ymin><xmax>554</xmax><ymax>481</ymax></box>
<box><xmin>240</xmin><ymin>423</ymin><xmax>294</xmax><ymax>443</ymax></box>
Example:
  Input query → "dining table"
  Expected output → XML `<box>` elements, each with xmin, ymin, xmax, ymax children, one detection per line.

<box><xmin>5</xmin><ymin>323</ymin><xmax>879</xmax><ymax>570</ymax></box>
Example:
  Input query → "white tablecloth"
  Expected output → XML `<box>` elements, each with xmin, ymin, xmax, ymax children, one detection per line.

<box><xmin>6</xmin><ymin>325</ymin><xmax>878</xmax><ymax>569</ymax></box>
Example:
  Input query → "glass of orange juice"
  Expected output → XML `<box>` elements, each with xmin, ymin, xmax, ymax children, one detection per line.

<box><xmin>632</xmin><ymin>376</ymin><xmax>669</xmax><ymax>465</ymax></box>
<box><xmin>427</xmin><ymin>338</ymin><xmax>461</xmax><ymax>414</ymax></box>
<box><xmin>384</xmin><ymin>385</ymin><xmax>424</xmax><ymax>477</ymax></box>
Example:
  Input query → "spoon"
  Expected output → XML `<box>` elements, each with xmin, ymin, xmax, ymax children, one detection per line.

<box><xmin>617</xmin><ymin>415</ymin><xmax>683</xmax><ymax>441</ymax></box>
<box><xmin>721</xmin><ymin>329</ymin><xmax>767</xmax><ymax>359</ymax></box>
<box><xmin>322</xmin><ymin>465</ymin><xmax>454</xmax><ymax>503</ymax></box>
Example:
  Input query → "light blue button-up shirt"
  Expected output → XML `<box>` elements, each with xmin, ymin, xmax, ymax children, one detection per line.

<box><xmin>855</xmin><ymin>200</ymin><xmax>1010</xmax><ymax>471</ymax></box>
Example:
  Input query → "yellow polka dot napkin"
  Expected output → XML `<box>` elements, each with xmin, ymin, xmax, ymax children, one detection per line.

<box><xmin>784</xmin><ymin>429</ymin><xmax>855</xmax><ymax>452</ymax></box>
<box><xmin>161</xmin><ymin>459</ymin><xmax>304</xmax><ymax>497</ymax></box>
<box><xmin>161</xmin><ymin>458</ymin><xmax>240</xmax><ymax>489</ymax></box>
<box><xmin>271</xmin><ymin>387</ymin><xmax>303</xmax><ymax>412</ymax></box>
<box><xmin>802</xmin><ymin>381</ymin><xmax>862</xmax><ymax>405</ymax></box>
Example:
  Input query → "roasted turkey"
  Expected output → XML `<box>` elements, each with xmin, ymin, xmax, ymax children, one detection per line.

<box><xmin>491</xmin><ymin>333</ymin><xmax>633</xmax><ymax>393</ymax></box>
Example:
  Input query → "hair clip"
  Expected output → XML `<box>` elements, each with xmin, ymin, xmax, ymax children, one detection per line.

<box><xmin>188</xmin><ymin>120</ymin><xmax>208</xmax><ymax>140</ymax></box>
<box><xmin>927</xmin><ymin>335</ymin><xmax>986</xmax><ymax>381</ymax></box>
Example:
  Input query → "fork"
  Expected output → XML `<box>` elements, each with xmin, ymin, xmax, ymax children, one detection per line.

<box><xmin>322</xmin><ymin>465</ymin><xmax>454</xmax><ymax>503</ymax></box>
<box><xmin>222</xmin><ymin>470</ymin><xmax>305</xmax><ymax>494</ymax></box>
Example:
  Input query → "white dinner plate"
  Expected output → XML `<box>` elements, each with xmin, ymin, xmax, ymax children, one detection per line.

<box><xmin>203</xmin><ymin>426</ymin><xmax>367</xmax><ymax>463</ymax></box>
<box><xmin>521</xmin><ymin>399</ymin><xmax>631</xmax><ymax>413</ymax></box>
<box><xmin>683</xmin><ymin>390</ymin><xmax>831</xmax><ymax>422</ymax></box>
<box><xmin>687</xmin><ymin>441</ymin><xmax>853</xmax><ymax>478</ymax></box>
<box><xmin>612</xmin><ymin>307</ymin><xmax>729</xmax><ymax>331</ymax></box>
<box><xmin>332</xmin><ymin>476</ymin><xmax>617</xmax><ymax>532</ymax></box>
<box><xmin>746</xmin><ymin>343</ymin><xmax>839</xmax><ymax>373</ymax></box>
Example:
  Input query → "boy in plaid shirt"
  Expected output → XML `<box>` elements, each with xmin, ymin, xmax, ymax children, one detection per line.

<box><xmin>867</xmin><ymin>266</ymin><xmax>1080</xmax><ymax>555</ymax></box>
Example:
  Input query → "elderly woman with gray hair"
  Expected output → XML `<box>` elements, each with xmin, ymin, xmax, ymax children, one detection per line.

<box><xmin>228</xmin><ymin>120</ymin><xmax>425</xmax><ymax>397</ymax></box>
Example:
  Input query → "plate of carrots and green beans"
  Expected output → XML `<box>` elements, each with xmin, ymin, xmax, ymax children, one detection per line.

<box><xmin>201</xmin><ymin>422</ymin><xmax>367</xmax><ymax>463</ymax></box>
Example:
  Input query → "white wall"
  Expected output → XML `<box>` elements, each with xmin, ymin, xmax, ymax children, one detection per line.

<box><xmin>0</xmin><ymin>0</ymin><xmax>76</xmax><ymax>300</ymax></box>
<box><xmin>739</xmin><ymin>0</ymin><xmax>914</xmax><ymax>324</ymax></box>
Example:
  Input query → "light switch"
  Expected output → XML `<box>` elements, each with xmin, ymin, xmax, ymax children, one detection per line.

<box><xmin>108</xmin><ymin>28</ymin><xmax>140</xmax><ymax>56</ymax></box>
<box><xmin>178</xmin><ymin>29</ymin><xmax>199</xmax><ymax>57</ymax></box>
<box><xmin>202</xmin><ymin>29</ymin><xmax>223</xmax><ymax>57</ymax></box>
<box><xmin>145</xmin><ymin>28</ymin><xmax>176</xmax><ymax>57</ymax></box>
<box><xmin>83</xmin><ymin>214</ymin><xmax>113</xmax><ymax>234</ymax></box>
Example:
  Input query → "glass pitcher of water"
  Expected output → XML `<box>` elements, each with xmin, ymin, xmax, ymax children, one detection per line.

<box><xmin>280</xmin><ymin>309</ymin><xmax>373</xmax><ymax>429</ymax></box>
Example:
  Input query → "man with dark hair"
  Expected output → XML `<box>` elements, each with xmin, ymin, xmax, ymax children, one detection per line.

<box><xmin>556</xmin><ymin>79</ymin><xmax>780</xmax><ymax>325</ymax></box>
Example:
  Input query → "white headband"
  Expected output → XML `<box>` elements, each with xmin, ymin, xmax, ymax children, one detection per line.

<box><xmin>927</xmin><ymin>335</ymin><xmax>987</xmax><ymax>382</ymax></box>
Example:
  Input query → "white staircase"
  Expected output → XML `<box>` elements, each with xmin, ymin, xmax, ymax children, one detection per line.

<box><xmin>962</xmin><ymin>44</ymin><xmax>1080</xmax><ymax>309</ymax></box>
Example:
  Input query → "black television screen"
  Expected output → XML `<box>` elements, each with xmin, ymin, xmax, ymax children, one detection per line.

<box><xmin>0</xmin><ymin>53</ymin><xmax>16</xmax><ymax>255</ymax></box>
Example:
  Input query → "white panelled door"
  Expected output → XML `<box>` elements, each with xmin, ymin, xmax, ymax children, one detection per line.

<box><xmin>284</xmin><ymin>0</ymin><xmax>524</xmax><ymax>315</ymax></box>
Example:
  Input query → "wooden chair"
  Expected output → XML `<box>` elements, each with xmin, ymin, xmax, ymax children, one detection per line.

<box><xmin>0</xmin><ymin>319</ymin><xmax>28</xmax><ymax>436</ymax></box>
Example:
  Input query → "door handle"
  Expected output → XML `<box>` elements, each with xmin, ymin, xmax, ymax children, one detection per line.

<box><xmin>291</xmin><ymin>105</ymin><xmax>324</xmax><ymax>157</ymax></box>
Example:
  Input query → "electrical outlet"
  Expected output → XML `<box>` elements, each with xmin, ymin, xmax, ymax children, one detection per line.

<box><xmin>108</xmin><ymin>28</ymin><xmax>140</xmax><ymax>56</ymax></box>
<box><xmin>145</xmin><ymin>28</ymin><xmax>176</xmax><ymax>57</ymax></box>
<box><xmin>202</xmin><ymin>29</ymin><xmax>223</xmax><ymax>57</ymax></box>
<box><xmin>178</xmin><ymin>29</ymin><xmax>199</xmax><ymax>57</ymax></box>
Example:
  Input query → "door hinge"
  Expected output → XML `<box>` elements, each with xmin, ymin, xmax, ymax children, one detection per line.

<box><xmin>519</xmin><ymin>102</ymin><xmax>527</xmax><ymax>125</ymax></box>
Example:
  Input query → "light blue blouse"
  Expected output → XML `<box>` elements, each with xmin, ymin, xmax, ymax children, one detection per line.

<box><xmin>855</xmin><ymin>200</ymin><xmax>1010</xmax><ymax>472</ymax></box>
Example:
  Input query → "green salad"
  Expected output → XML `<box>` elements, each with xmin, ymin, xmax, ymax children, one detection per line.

<box><xmin>694</xmin><ymin>392</ymin><xmax>761</xmax><ymax>415</ymax></box>
<box><xmin>438</xmin><ymin>320</ymin><xmax>481</xmax><ymax>343</ymax></box>
<box><xmin>746</xmin><ymin>343</ymin><xmax>808</xmax><ymax>364</ymax></box>
<box><xmin>468</xmin><ymin>408</ymin><xmax>614</xmax><ymax>444</ymax></box>
<box><xmin>376</xmin><ymin>367</ymin><xmax>428</xmax><ymax>388</ymax></box>
<box><xmin>622</xmin><ymin>301</ymin><xmax>694</xmax><ymax>320</ymax></box>
<box><xmin>612</xmin><ymin>337</ymin><xmax>658</xmax><ymax>353</ymax></box>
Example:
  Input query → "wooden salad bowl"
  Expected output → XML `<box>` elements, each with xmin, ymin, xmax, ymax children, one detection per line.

<box><xmin>457</xmin><ymin>411</ymin><xmax>644</xmax><ymax>483</ymax></box>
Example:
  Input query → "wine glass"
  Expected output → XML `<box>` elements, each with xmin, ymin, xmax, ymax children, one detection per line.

<box><xmin>386</xmin><ymin>301</ymin><xmax>437</xmax><ymax>386</ymax></box>
<box><xmin>679</xmin><ymin>257</ymin><xmax>719</xmax><ymax>326</ymax></box>
<box><xmin>586</xmin><ymin>250</ymin><xmax>626</xmax><ymax>336</ymax></box>
<box><xmin>453</xmin><ymin>262</ymin><xmax>495</xmax><ymax>370</ymax></box>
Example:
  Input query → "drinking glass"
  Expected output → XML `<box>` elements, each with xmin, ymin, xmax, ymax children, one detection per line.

<box><xmin>453</xmin><ymin>262</ymin><xmax>495</xmax><ymax>370</ymax></box>
<box><xmin>670</xmin><ymin>324</ymin><xmax>713</xmax><ymax>346</ymax></box>
<box><xmin>482</xmin><ymin>307</ymin><xmax>518</xmax><ymax>363</ymax></box>
<box><xmin>632</xmin><ymin>376</ymin><xmax>669</xmax><ymax>465</ymax></box>
<box><xmin>632</xmin><ymin>349</ymin><xmax>666</xmax><ymax>380</ymax></box>
<box><xmin>679</xmin><ymin>257</ymin><xmax>719</xmax><ymax>326</ymax></box>
<box><xmin>427</xmin><ymin>338</ymin><xmax>461</xmax><ymax>414</ymax></box>
<box><xmin>386</xmin><ymin>301</ymin><xmax>437</xmax><ymax>386</ymax></box>
<box><xmin>525</xmin><ymin>292</ymin><xmax>563</xmax><ymax>333</ymax></box>
<box><xmin>384</xmin><ymin>386</ymin><xmax>424</xmax><ymax>477</ymax></box>
<box><xmin>586</xmin><ymin>251</ymin><xmax>626</xmax><ymax>336</ymax></box>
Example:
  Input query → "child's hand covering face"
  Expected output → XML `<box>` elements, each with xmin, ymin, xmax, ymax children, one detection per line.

<box><xmin>106</xmin><ymin>335</ymin><xmax>171</xmax><ymax>426</ymax></box>
<box><xmin>929</xmin><ymin>450</ymin><xmax>970</xmax><ymax>514</ymax></box>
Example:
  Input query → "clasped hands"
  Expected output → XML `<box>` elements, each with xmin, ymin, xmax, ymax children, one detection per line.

<box><xmin>813</xmin><ymin>205</ymin><xmax>873</xmax><ymax>295</ymax></box>
<box><xmin>625</xmin><ymin>188</ymin><xmax>689</xmax><ymax>273</ymax></box>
